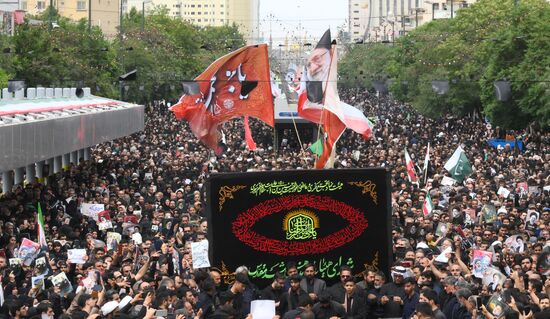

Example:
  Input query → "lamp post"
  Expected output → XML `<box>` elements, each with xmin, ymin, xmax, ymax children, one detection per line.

<box><xmin>142</xmin><ymin>0</ymin><xmax>152</xmax><ymax>32</ymax></box>
<box><xmin>373</xmin><ymin>27</ymin><xmax>380</xmax><ymax>42</ymax></box>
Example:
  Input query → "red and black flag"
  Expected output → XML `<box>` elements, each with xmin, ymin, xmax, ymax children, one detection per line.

<box><xmin>170</xmin><ymin>44</ymin><xmax>274</xmax><ymax>154</ymax></box>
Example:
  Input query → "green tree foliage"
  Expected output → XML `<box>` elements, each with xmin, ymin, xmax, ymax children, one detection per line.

<box><xmin>0</xmin><ymin>7</ymin><xmax>246</xmax><ymax>104</ymax></box>
<box><xmin>339</xmin><ymin>0</ymin><xmax>550</xmax><ymax>128</ymax></box>
<box><xmin>339</xmin><ymin>43</ymin><xmax>393</xmax><ymax>89</ymax></box>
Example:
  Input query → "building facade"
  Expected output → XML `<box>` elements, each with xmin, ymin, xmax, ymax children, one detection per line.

<box><xmin>2</xmin><ymin>0</ymin><xmax>119</xmax><ymax>37</ymax></box>
<box><xmin>350</xmin><ymin>0</ymin><xmax>478</xmax><ymax>42</ymax></box>
<box><xmin>126</xmin><ymin>0</ymin><xmax>259</xmax><ymax>43</ymax></box>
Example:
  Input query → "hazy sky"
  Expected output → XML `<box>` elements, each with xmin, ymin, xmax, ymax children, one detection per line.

<box><xmin>258</xmin><ymin>0</ymin><xmax>348</xmax><ymax>45</ymax></box>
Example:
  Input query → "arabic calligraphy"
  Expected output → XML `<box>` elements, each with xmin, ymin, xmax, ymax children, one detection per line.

<box><xmin>218</xmin><ymin>185</ymin><xmax>247</xmax><ymax>211</ymax></box>
<box><xmin>283</xmin><ymin>210</ymin><xmax>319</xmax><ymax>240</ymax></box>
<box><xmin>232</xmin><ymin>194</ymin><xmax>369</xmax><ymax>256</ymax></box>
<box><xmin>247</xmin><ymin>256</ymin><xmax>355</xmax><ymax>280</ymax></box>
<box><xmin>250</xmin><ymin>180</ymin><xmax>343</xmax><ymax>196</ymax></box>
<box><xmin>348</xmin><ymin>181</ymin><xmax>378</xmax><ymax>204</ymax></box>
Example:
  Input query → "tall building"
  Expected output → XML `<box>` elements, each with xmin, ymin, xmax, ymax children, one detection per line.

<box><xmin>126</xmin><ymin>0</ymin><xmax>259</xmax><ymax>43</ymax></box>
<box><xmin>350</xmin><ymin>0</ymin><xmax>477</xmax><ymax>42</ymax></box>
<box><xmin>2</xmin><ymin>0</ymin><xmax>120</xmax><ymax>37</ymax></box>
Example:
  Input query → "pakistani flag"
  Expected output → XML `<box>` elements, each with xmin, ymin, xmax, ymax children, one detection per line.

<box><xmin>309</xmin><ymin>139</ymin><xmax>324</xmax><ymax>157</ymax></box>
<box><xmin>444</xmin><ymin>146</ymin><xmax>472</xmax><ymax>183</ymax></box>
<box><xmin>423</xmin><ymin>193</ymin><xmax>434</xmax><ymax>217</ymax></box>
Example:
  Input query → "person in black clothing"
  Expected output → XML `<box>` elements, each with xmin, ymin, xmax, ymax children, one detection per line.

<box><xmin>367</xmin><ymin>271</ymin><xmax>386</xmax><ymax>319</ymax></box>
<box><xmin>380</xmin><ymin>269</ymin><xmax>406</xmax><ymax>318</ymax></box>
<box><xmin>196</xmin><ymin>277</ymin><xmax>219</xmax><ymax>319</ymax></box>
<box><xmin>330</xmin><ymin>266</ymin><xmax>365</xmax><ymax>304</ymax></box>
<box><xmin>282</xmin><ymin>294</ymin><xmax>314</xmax><ymax>319</ymax></box>
<box><xmin>441</xmin><ymin>276</ymin><xmax>459</xmax><ymax>319</ymax></box>
<box><xmin>227</xmin><ymin>273</ymin><xmax>247</xmax><ymax>319</ymax></box>
<box><xmin>343</xmin><ymin>278</ymin><xmax>367</xmax><ymax>319</ymax></box>
<box><xmin>278</xmin><ymin>274</ymin><xmax>307</xmax><ymax>316</ymax></box>
<box><xmin>312</xmin><ymin>291</ymin><xmax>346</xmax><ymax>319</ymax></box>
<box><xmin>260</xmin><ymin>273</ymin><xmax>286</xmax><ymax>309</ymax></box>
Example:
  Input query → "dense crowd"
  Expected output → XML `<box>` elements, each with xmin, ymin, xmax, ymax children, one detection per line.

<box><xmin>0</xmin><ymin>88</ymin><xmax>548</xmax><ymax>319</ymax></box>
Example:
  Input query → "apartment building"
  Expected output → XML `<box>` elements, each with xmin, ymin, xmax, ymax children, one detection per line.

<box><xmin>349</xmin><ymin>0</ymin><xmax>478</xmax><ymax>42</ymax></box>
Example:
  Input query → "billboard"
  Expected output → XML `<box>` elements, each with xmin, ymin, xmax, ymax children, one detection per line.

<box><xmin>207</xmin><ymin>169</ymin><xmax>391</xmax><ymax>286</ymax></box>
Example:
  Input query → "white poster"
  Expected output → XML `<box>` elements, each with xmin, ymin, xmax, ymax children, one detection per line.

<box><xmin>191</xmin><ymin>240</ymin><xmax>210</xmax><ymax>269</ymax></box>
<box><xmin>81</xmin><ymin>203</ymin><xmax>105</xmax><ymax>221</ymax></box>
<box><xmin>497</xmin><ymin>187</ymin><xmax>511</xmax><ymax>199</ymax></box>
<box><xmin>67</xmin><ymin>249</ymin><xmax>87</xmax><ymax>264</ymax></box>
<box><xmin>251</xmin><ymin>300</ymin><xmax>276</xmax><ymax>319</ymax></box>
<box><xmin>440</xmin><ymin>176</ymin><xmax>456</xmax><ymax>186</ymax></box>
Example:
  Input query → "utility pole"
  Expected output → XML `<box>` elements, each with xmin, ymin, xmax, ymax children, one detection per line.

<box><xmin>88</xmin><ymin>0</ymin><xmax>91</xmax><ymax>31</ymax></box>
<box><xmin>268</xmin><ymin>13</ymin><xmax>273</xmax><ymax>55</ymax></box>
<box><xmin>119</xmin><ymin>0</ymin><xmax>124</xmax><ymax>100</ymax></box>
<box><xmin>450</xmin><ymin>0</ymin><xmax>453</xmax><ymax>18</ymax></box>
<box><xmin>49</xmin><ymin>0</ymin><xmax>53</xmax><ymax>30</ymax></box>
<box><xmin>141</xmin><ymin>1</ymin><xmax>145</xmax><ymax>32</ymax></box>
<box><xmin>401</xmin><ymin>0</ymin><xmax>405</xmax><ymax>36</ymax></box>
<box><xmin>415</xmin><ymin>0</ymin><xmax>418</xmax><ymax>27</ymax></box>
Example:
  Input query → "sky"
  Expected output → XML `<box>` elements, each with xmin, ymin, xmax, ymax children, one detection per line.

<box><xmin>258</xmin><ymin>0</ymin><xmax>348</xmax><ymax>45</ymax></box>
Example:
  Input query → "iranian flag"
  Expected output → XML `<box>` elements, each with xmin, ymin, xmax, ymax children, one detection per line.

<box><xmin>444</xmin><ymin>145</ymin><xmax>473</xmax><ymax>183</ymax></box>
<box><xmin>37</xmin><ymin>203</ymin><xmax>47</xmax><ymax>249</ymax></box>
<box><xmin>404</xmin><ymin>148</ymin><xmax>418</xmax><ymax>183</ymax></box>
<box><xmin>423</xmin><ymin>193</ymin><xmax>434</xmax><ymax>217</ymax></box>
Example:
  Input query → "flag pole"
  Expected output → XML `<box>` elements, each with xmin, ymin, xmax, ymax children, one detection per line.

<box><xmin>423</xmin><ymin>142</ymin><xmax>430</xmax><ymax>186</ymax></box>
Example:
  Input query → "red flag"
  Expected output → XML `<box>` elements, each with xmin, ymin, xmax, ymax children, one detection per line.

<box><xmin>243</xmin><ymin>116</ymin><xmax>257</xmax><ymax>150</ymax></box>
<box><xmin>170</xmin><ymin>44</ymin><xmax>274</xmax><ymax>154</ymax></box>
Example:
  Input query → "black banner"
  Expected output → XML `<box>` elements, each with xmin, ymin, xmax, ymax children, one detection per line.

<box><xmin>206</xmin><ymin>169</ymin><xmax>391</xmax><ymax>286</ymax></box>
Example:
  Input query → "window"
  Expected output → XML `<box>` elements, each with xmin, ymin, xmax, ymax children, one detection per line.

<box><xmin>354</xmin><ymin>10</ymin><xmax>359</xmax><ymax>13</ymax></box>
<box><xmin>191</xmin><ymin>11</ymin><xmax>195</xmax><ymax>14</ymax></box>
<box><xmin>191</xmin><ymin>4</ymin><xmax>195</xmax><ymax>7</ymax></box>
<box><xmin>354</xmin><ymin>31</ymin><xmax>359</xmax><ymax>34</ymax></box>
<box><xmin>433</xmin><ymin>3</ymin><xmax>439</xmax><ymax>9</ymax></box>
<box><xmin>197</xmin><ymin>18</ymin><xmax>201</xmax><ymax>22</ymax></box>
<box><xmin>197</xmin><ymin>11</ymin><xmax>201</xmax><ymax>14</ymax></box>
<box><xmin>37</xmin><ymin>0</ymin><xmax>46</xmax><ymax>9</ymax></box>
<box><xmin>21</xmin><ymin>0</ymin><xmax>27</xmax><ymax>9</ymax></box>
<box><xmin>198</xmin><ymin>4</ymin><xmax>201</xmax><ymax>7</ymax></box>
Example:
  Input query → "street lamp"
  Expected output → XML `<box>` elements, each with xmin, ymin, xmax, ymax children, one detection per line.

<box><xmin>142</xmin><ymin>0</ymin><xmax>152</xmax><ymax>32</ymax></box>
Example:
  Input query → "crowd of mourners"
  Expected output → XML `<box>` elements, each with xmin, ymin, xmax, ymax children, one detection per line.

<box><xmin>0</xmin><ymin>87</ymin><xmax>548</xmax><ymax>319</ymax></box>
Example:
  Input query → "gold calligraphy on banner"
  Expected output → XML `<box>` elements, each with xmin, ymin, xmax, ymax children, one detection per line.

<box><xmin>348</xmin><ymin>181</ymin><xmax>378</xmax><ymax>204</ymax></box>
<box><xmin>250</xmin><ymin>180</ymin><xmax>343</xmax><ymax>196</ymax></box>
<box><xmin>218</xmin><ymin>185</ymin><xmax>246</xmax><ymax>211</ymax></box>
<box><xmin>283</xmin><ymin>210</ymin><xmax>319</xmax><ymax>240</ymax></box>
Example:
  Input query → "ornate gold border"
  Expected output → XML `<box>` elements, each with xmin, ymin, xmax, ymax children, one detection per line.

<box><xmin>220</xmin><ymin>261</ymin><xmax>235</xmax><ymax>285</ymax></box>
<box><xmin>218</xmin><ymin>185</ymin><xmax>246</xmax><ymax>211</ymax></box>
<box><xmin>348</xmin><ymin>181</ymin><xmax>378</xmax><ymax>204</ymax></box>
